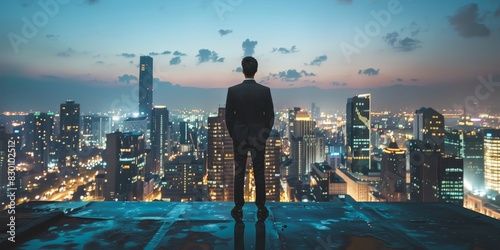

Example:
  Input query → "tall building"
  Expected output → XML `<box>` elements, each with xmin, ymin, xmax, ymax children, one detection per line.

<box><xmin>438</xmin><ymin>154</ymin><xmax>464</xmax><ymax>205</ymax></box>
<box><xmin>289</xmin><ymin>111</ymin><xmax>323</xmax><ymax>181</ymax></box>
<box><xmin>28</xmin><ymin>112</ymin><xmax>55</xmax><ymax>172</ymax></box>
<box><xmin>81</xmin><ymin>115</ymin><xmax>111</xmax><ymax>147</ymax></box>
<box><xmin>287</xmin><ymin>107</ymin><xmax>301</xmax><ymax>139</ymax></box>
<box><xmin>162</xmin><ymin>155</ymin><xmax>204</xmax><ymax>201</ymax></box>
<box><xmin>151</xmin><ymin>106</ymin><xmax>169</xmax><ymax>176</ymax></box>
<box><xmin>104</xmin><ymin>131</ymin><xmax>146</xmax><ymax>201</ymax></box>
<box><xmin>345</xmin><ymin>94</ymin><xmax>371</xmax><ymax>175</ymax></box>
<box><xmin>408</xmin><ymin>139</ymin><xmax>440</xmax><ymax>202</ymax></box>
<box><xmin>445</xmin><ymin>115</ymin><xmax>484</xmax><ymax>191</ymax></box>
<box><xmin>413</xmin><ymin>107</ymin><xmax>445</xmax><ymax>152</ymax></box>
<box><xmin>484</xmin><ymin>129</ymin><xmax>500</xmax><ymax>193</ymax></box>
<box><xmin>408</xmin><ymin>139</ymin><xmax>463</xmax><ymax>204</ymax></box>
<box><xmin>380</xmin><ymin>139</ymin><xmax>406</xmax><ymax>202</ymax></box>
<box><xmin>59</xmin><ymin>100</ymin><xmax>80</xmax><ymax>168</ymax></box>
<box><xmin>139</xmin><ymin>56</ymin><xmax>153</xmax><ymax>121</ymax></box>
<box><xmin>309</xmin><ymin>162</ymin><xmax>333</xmax><ymax>201</ymax></box>
<box><xmin>265</xmin><ymin>129</ymin><xmax>281</xmax><ymax>202</ymax></box>
<box><xmin>206</xmin><ymin>108</ymin><xmax>234</xmax><ymax>201</ymax></box>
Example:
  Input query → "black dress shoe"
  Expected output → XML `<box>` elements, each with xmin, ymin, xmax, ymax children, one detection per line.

<box><xmin>231</xmin><ymin>207</ymin><xmax>243</xmax><ymax>221</ymax></box>
<box><xmin>257</xmin><ymin>206</ymin><xmax>269</xmax><ymax>221</ymax></box>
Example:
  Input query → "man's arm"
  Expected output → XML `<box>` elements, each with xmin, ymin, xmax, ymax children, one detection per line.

<box><xmin>264</xmin><ymin>88</ymin><xmax>274</xmax><ymax>130</ymax></box>
<box><xmin>225</xmin><ymin>88</ymin><xmax>235</xmax><ymax>138</ymax></box>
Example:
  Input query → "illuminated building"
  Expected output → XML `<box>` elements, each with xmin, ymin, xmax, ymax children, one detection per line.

<box><xmin>380</xmin><ymin>139</ymin><xmax>406</xmax><ymax>202</ymax></box>
<box><xmin>139</xmin><ymin>56</ymin><xmax>153</xmax><ymax>121</ymax></box>
<box><xmin>104</xmin><ymin>131</ymin><xmax>146</xmax><ymax>201</ymax></box>
<box><xmin>206</xmin><ymin>108</ymin><xmax>234</xmax><ymax>201</ymax></box>
<box><xmin>25</xmin><ymin>112</ymin><xmax>55</xmax><ymax>172</ymax></box>
<box><xmin>345</xmin><ymin>94</ymin><xmax>371</xmax><ymax>175</ymax></box>
<box><xmin>162</xmin><ymin>155</ymin><xmax>204</xmax><ymax>201</ymax></box>
<box><xmin>289</xmin><ymin>111</ymin><xmax>324</xmax><ymax>181</ymax></box>
<box><xmin>484</xmin><ymin>129</ymin><xmax>500</xmax><ymax>193</ymax></box>
<box><xmin>408</xmin><ymin>140</ymin><xmax>464</xmax><ymax>204</ymax></box>
<box><xmin>265</xmin><ymin>129</ymin><xmax>281</xmax><ymax>202</ymax></box>
<box><xmin>151</xmin><ymin>106</ymin><xmax>169</xmax><ymax>176</ymax></box>
<box><xmin>413</xmin><ymin>107</ymin><xmax>445</xmax><ymax>152</ymax></box>
<box><xmin>309</xmin><ymin>162</ymin><xmax>333</xmax><ymax>201</ymax></box>
<box><xmin>59</xmin><ymin>100</ymin><xmax>80</xmax><ymax>168</ymax></box>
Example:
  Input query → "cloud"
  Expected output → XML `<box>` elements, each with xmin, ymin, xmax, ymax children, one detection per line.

<box><xmin>233</xmin><ymin>67</ymin><xmax>242</xmax><ymax>73</ymax></box>
<box><xmin>242</xmin><ymin>39</ymin><xmax>258</xmax><ymax>56</ymax></box>
<box><xmin>358</xmin><ymin>68</ymin><xmax>380</xmax><ymax>76</ymax></box>
<box><xmin>449</xmin><ymin>3</ymin><xmax>490</xmax><ymax>38</ymax></box>
<box><xmin>129</xmin><ymin>60</ymin><xmax>134</xmax><ymax>64</ymax></box>
<box><xmin>85</xmin><ymin>0</ymin><xmax>98</xmax><ymax>4</ymax></box>
<box><xmin>96</xmin><ymin>60</ymin><xmax>104</xmax><ymax>64</ymax></box>
<box><xmin>196</xmin><ymin>49</ymin><xmax>225</xmax><ymax>63</ymax></box>
<box><xmin>396</xmin><ymin>78</ymin><xmax>403</xmax><ymax>81</ymax></box>
<box><xmin>46</xmin><ymin>34</ymin><xmax>59</xmax><ymax>40</ymax></box>
<box><xmin>411</xmin><ymin>78</ymin><xmax>419</xmax><ymax>82</ymax></box>
<box><xmin>117</xmin><ymin>74</ymin><xmax>138</xmax><ymax>84</ymax></box>
<box><xmin>119</xmin><ymin>53</ymin><xmax>135</xmax><ymax>58</ymax></box>
<box><xmin>332</xmin><ymin>82</ymin><xmax>348</xmax><ymax>87</ymax></box>
<box><xmin>272</xmin><ymin>45</ymin><xmax>299</xmax><ymax>54</ymax></box>
<box><xmin>383</xmin><ymin>32</ymin><xmax>421</xmax><ymax>51</ymax></box>
<box><xmin>268</xmin><ymin>69</ymin><xmax>316</xmax><ymax>82</ymax></box>
<box><xmin>161</xmin><ymin>51</ymin><xmax>172</xmax><ymax>55</ymax></box>
<box><xmin>309</xmin><ymin>55</ymin><xmax>328</xmax><ymax>66</ymax></box>
<box><xmin>170</xmin><ymin>57</ymin><xmax>181</xmax><ymax>65</ymax></box>
<box><xmin>149</xmin><ymin>52</ymin><xmax>160</xmax><ymax>56</ymax></box>
<box><xmin>173</xmin><ymin>51</ymin><xmax>187</xmax><ymax>56</ymax></box>
<box><xmin>57</xmin><ymin>47</ymin><xmax>75</xmax><ymax>57</ymax></box>
<box><xmin>219</xmin><ymin>29</ymin><xmax>233</xmax><ymax>36</ymax></box>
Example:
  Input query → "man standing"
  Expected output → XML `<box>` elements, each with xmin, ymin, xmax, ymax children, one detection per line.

<box><xmin>225</xmin><ymin>56</ymin><xmax>274</xmax><ymax>222</ymax></box>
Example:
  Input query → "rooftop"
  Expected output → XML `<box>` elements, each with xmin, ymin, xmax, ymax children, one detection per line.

<box><xmin>2</xmin><ymin>199</ymin><xmax>500</xmax><ymax>249</ymax></box>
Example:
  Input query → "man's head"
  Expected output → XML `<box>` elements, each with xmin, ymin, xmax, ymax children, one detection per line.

<box><xmin>241</xmin><ymin>56</ymin><xmax>258</xmax><ymax>78</ymax></box>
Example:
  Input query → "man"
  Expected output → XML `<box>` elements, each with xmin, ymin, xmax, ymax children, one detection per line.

<box><xmin>225</xmin><ymin>56</ymin><xmax>274</xmax><ymax>222</ymax></box>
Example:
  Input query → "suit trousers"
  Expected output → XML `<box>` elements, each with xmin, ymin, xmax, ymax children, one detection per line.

<box><xmin>233</xmin><ymin>140</ymin><xmax>266</xmax><ymax>209</ymax></box>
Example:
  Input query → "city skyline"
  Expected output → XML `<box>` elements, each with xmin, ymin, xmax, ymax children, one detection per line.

<box><xmin>1</xmin><ymin>1</ymin><xmax>500</xmax><ymax>113</ymax></box>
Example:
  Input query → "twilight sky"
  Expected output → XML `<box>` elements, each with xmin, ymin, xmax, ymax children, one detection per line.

<box><xmin>1</xmin><ymin>0</ymin><xmax>500</xmax><ymax>113</ymax></box>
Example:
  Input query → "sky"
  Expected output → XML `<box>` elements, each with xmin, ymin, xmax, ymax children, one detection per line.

<box><xmin>1</xmin><ymin>0</ymin><xmax>500</xmax><ymax>113</ymax></box>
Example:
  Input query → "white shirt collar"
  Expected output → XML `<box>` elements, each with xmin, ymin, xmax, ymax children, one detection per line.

<box><xmin>244</xmin><ymin>78</ymin><xmax>255</xmax><ymax>80</ymax></box>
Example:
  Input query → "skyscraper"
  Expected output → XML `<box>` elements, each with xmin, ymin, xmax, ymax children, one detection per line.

<box><xmin>345</xmin><ymin>94</ymin><xmax>371</xmax><ymax>175</ymax></box>
<box><xmin>104</xmin><ymin>131</ymin><xmax>146</xmax><ymax>201</ymax></box>
<box><xmin>59</xmin><ymin>100</ymin><xmax>80</xmax><ymax>168</ymax></box>
<box><xmin>162</xmin><ymin>155</ymin><xmax>204</xmax><ymax>201</ymax></box>
<box><xmin>380</xmin><ymin>139</ymin><xmax>406</xmax><ymax>202</ymax></box>
<box><xmin>28</xmin><ymin>112</ymin><xmax>55</xmax><ymax>172</ymax></box>
<box><xmin>483</xmin><ymin>129</ymin><xmax>500</xmax><ymax>193</ymax></box>
<box><xmin>413</xmin><ymin>107</ymin><xmax>445</xmax><ymax>152</ymax></box>
<box><xmin>139</xmin><ymin>56</ymin><xmax>153</xmax><ymax>121</ymax></box>
<box><xmin>265</xmin><ymin>129</ymin><xmax>281</xmax><ymax>202</ymax></box>
<box><xmin>151</xmin><ymin>106</ymin><xmax>169</xmax><ymax>176</ymax></box>
<box><xmin>289</xmin><ymin>111</ymin><xmax>323</xmax><ymax>181</ymax></box>
<box><xmin>206</xmin><ymin>108</ymin><xmax>234</xmax><ymax>201</ymax></box>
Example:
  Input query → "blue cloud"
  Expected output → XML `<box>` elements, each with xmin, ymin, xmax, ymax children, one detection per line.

<box><xmin>272</xmin><ymin>45</ymin><xmax>298</xmax><ymax>54</ymax></box>
<box><xmin>196</xmin><ymin>49</ymin><xmax>225</xmax><ymax>63</ymax></box>
<box><xmin>119</xmin><ymin>53</ymin><xmax>135</xmax><ymax>58</ymax></box>
<box><xmin>358</xmin><ymin>68</ymin><xmax>380</xmax><ymax>76</ymax></box>
<box><xmin>309</xmin><ymin>55</ymin><xmax>327</xmax><ymax>66</ymax></box>
<box><xmin>118</xmin><ymin>74</ymin><xmax>138</xmax><ymax>84</ymax></box>
<box><xmin>219</xmin><ymin>29</ymin><xmax>233</xmax><ymax>36</ymax></box>
<box><xmin>170</xmin><ymin>57</ymin><xmax>181</xmax><ymax>65</ymax></box>
<box><xmin>242</xmin><ymin>39</ymin><xmax>258</xmax><ymax>56</ymax></box>
<box><xmin>173</xmin><ymin>51</ymin><xmax>187</xmax><ymax>56</ymax></box>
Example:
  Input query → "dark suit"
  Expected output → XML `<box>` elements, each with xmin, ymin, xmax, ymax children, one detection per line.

<box><xmin>225</xmin><ymin>79</ymin><xmax>274</xmax><ymax>208</ymax></box>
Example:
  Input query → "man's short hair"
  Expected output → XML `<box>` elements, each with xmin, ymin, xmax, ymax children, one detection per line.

<box><xmin>241</xmin><ymin>56</ymin><xmax>258</xmax><ymax>77</ymax></box>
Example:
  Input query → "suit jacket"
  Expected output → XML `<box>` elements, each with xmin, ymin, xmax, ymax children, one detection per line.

<box><xmin>225</xmin><ymin>80</ymin><xmax>274</xmax><ymax>146</ymax></box>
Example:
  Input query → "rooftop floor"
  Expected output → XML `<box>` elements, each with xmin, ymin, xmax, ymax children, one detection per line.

<box><xmin>2</xmin><ymin>199</ymin><xmax>500</xmax><ymax>249</ymax></box>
